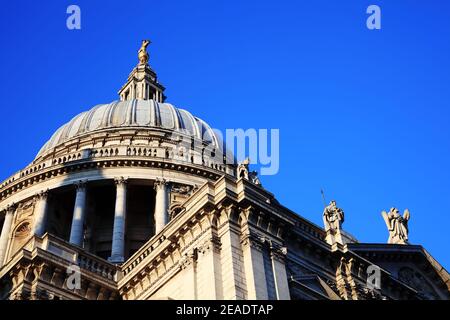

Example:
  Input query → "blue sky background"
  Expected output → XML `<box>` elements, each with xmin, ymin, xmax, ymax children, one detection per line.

<box><xmin>0</xmin><ymin>1</ymin><xmax>449</xmax><ymax>268</ymax></box>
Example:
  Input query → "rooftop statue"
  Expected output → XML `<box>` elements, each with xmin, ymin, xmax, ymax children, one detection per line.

<box><xmin>323</xmin><ymin>200</ymin><xmax>344</xmax><ymax>233</ymax></box>
<box><xmin>237</xmin><ymin>158</ymin><xmax>262</xmax><ymax>186</ymax></box>
<box><xmin>381</xmin><ymin>207</ymin><xmax>410</xmax><ymax>244</ymax></box>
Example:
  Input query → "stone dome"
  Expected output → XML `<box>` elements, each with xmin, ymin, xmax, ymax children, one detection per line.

<box><xmin>36</xmin><ymin>99</ymin><xmax>223</xmax><ymax>159</ymax></box>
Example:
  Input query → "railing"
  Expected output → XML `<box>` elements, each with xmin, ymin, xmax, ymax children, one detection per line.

<box><xmin>1</xmin><ymin>144</ymin><xmax>233</xmax><ymax>192</ymax></box>
<box><xmin>121</xmin><ymin>236</ymin><xmax>165</xmax><ymax>276</ymax></box>
<box><xmin>29</xmin><ymin>233</ymin><xmax>120</xmax><ymax>281</ymax></box>
<box><xmin>78</xmin><ymin>253</ymin><xmax>117</xmax><ymax>280</ymax></box>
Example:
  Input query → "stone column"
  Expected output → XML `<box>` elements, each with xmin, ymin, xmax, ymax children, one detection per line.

<box><xmin>33</xmin><ymin>190</ymin><xmax>49</xmax><ymax>236</ymax></box>
<box><xmin>241</xmin><ymin>234</ymin><xmax>269</xmax><ymax>300</ymax></box>
<box><xmin>154</xmin><ymin>179</ymin><xmax>170</xmax><ymax>234</ymax></box>
<box><xmin>69</xmin><ymin>181</ymin><xmax>87</xmax><ymax>246</ymax></box>
<box><xmin>109</xmin><ymin>177</ymin><xmax>128</xmax><ymax>263</ymax></box>
<box><xmin>0</xmin><ymin>204</ymin><xmax>15</xmax><ymax>267</ymax></box>
<box><xmin>269</xmin><ymin>244</ymin><xmax>291</xmax><ymax>300</ymax></box>
<box><xmin>218</xmin><ymin>206</ymin><xmax>247</xmax><ymax>300</ymax></box>
<box><xmin>196</xmin><ymin>236</ymin><xmax>223</xmax><ymax>299</ymax></box>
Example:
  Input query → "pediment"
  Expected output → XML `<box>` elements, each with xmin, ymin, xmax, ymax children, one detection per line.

<box><xmin>347</xmin><ymin>243</ymin><xmax>450</xmax><ymax>300</ymax></box>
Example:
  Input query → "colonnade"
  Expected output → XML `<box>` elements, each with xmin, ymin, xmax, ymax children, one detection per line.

<box><xmin>0</xmin><ymin>177</ymin><xmax>171</xmax><ymax>266</ymax></box>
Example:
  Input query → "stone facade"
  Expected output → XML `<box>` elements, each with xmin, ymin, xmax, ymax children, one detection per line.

<box><xmin>0</xmin><ymin>42</ymin><xmax>449</xmax><ymax>300</ymax></box>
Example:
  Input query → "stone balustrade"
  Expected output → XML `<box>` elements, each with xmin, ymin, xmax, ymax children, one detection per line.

<box><xmin>14</xmin><ymin>233</ymin><xmax>121</xmax><ymax>282</ymax></box>
<box><xmin>0</xmin><ymin>142</ymin><xmax>232</xmax><ymax>201</ymax></box>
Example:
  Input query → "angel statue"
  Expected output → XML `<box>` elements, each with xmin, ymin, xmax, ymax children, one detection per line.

<box><xmin>381</xmin><ymin>208</ymin><xmax>410</xmax><ymax>244</ymax></box>
<box><xmin>323</xmin><ymin>200</ymin><xmax>344</xmax><ymax>233</ymax></box>
<box><xmin>138</xmin><ymin>40</ymin><xmax>151</xmax><ymax>65</ymax></box>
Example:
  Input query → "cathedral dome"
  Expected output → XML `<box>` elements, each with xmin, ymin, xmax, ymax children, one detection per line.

<box><xmin>0</xmin><ymin>40</ymin><xmax>239</xmax><ymax>271</ymax></box>
<box><xmin>36</xmin><ymin>99</ymin><xmax>222</xmax><ymax>160</ymax></box>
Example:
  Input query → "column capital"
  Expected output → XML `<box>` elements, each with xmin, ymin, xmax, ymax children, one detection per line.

<box><xmin>6</xmin><ymin>203</ymin><xmax>16</xmax><ymax>214</ymax></box>
<box><xmin>198</xmin><ymin>236</ymin><xmax>222</xmax><ymax>254</ymax></box>
<box><xmin>114</xmin><ymin>177</ymin><xmax>128</xmax><ymax>186</ymax></box>
<box><xmin>34</xmin><ymin>189</ymin><xmax>49</xmax><ymax>201</ymax></box>
<box><xmin>269</xmin><ymin>242</ymin><xmax>288</xmax><ymax>262</ymax></box>
<box><xmin>75</xmin><ymin>180</ymin><xmax>88</xmax><ymax>191</ymax></box>
<box><xmin>153</xmin><ymin>178</ymin><xmax>169</xmax><ymax>191</ymax></box>
<box><xmin>241</xmin><ymin>233</ymin><xmax>266</xmax><ymax>252</ymax></box>
<box><xmin>1</xmin><ymin>203</ymin><xmax>16</xmax><ymax>215</ymax></box>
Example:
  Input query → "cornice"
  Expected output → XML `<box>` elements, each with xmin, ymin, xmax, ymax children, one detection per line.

<box><xmin>0</xmin><ymin>157</ymin><xmax>231</xmax><ymax>204</ymax></box>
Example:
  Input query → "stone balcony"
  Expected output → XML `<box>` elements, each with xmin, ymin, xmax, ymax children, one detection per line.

<box><xmin>0</xmin><ymin>233</ymin><xmax>121</xmax><ymax>300</ymax></box>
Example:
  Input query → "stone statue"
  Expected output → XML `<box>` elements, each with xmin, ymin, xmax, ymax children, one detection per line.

<box><xmin>323</xmin><ymin>200</ymin><xmax>344</xmax><ymax>233</ymax></box>
<box><xmin>237</xmin><ymin>158</ymin><xmax>251</xmax><ymax>180</ymax></box>
<box><xmin>237</xmin><ymin>158</ymin><xmax>262</xmax><ymax>186</ymax></box>
<box><xmin>381</xmin><ymin>207</ymin><xmax>410</xmax><ymax>244</ymax></box>
<box><xmin>138</xmin><ymin>40</ymin><xmax>151</xmax><ymax>65</ymax></box>
<box><xmin>249</xmin><ymin>171</ymin><xmax>261</xmax><ymax>186</ymax></box>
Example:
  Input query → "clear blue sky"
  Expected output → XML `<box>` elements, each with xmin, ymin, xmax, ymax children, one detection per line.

<box><xmin>0</xmin><ymin>1</ymin><xmax>449</xmax><ymax>269</ymax></box>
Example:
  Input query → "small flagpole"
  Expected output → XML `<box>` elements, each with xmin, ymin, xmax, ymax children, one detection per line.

<box><xmin>320</xmin><ymin>188</ymin><xmax>327</xmax><ymax>208</ymax></box>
